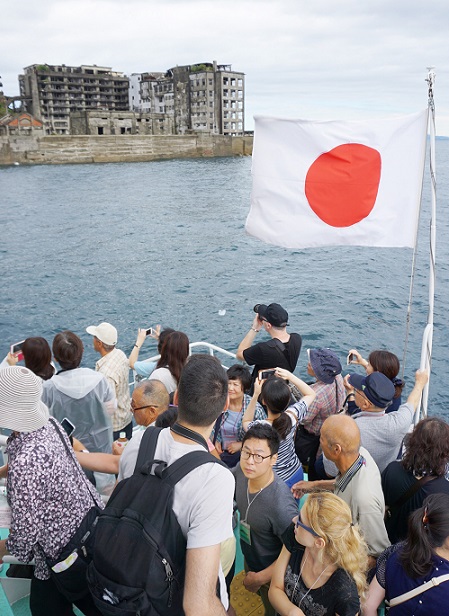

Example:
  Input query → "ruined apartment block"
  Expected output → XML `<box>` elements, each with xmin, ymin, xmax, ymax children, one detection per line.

<box><xmin>133</xmin><ymin>61</ymin><xmax>245</xmax><ymax>136</ymax></box>
<box><xmin>19</xmin><ymin>64</ymin><xmax>129</xmax><ymax>134</ymax></box>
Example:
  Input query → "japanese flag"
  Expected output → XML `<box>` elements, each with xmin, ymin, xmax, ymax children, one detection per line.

<box><xmin>246</xmin><ymin>110</ymin><xmax>428</xmax><ymax>248</ymax></box>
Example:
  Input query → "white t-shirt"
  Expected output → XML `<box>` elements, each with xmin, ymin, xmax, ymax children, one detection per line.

<box><xmin>118</xmin><ymin>427</ymin><xmax>235</xmax><ymax>608</ymax></box>
<box><xmin>149</xmin><ymin>367</ymin><xmax>177</xmax><ymax>394</ymax></box>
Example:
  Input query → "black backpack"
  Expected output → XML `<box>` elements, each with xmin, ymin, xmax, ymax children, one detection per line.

<box><xmin>87</xmin><ymin>424</ymin><xmax>223</xmax><ymax>616</ymax></box>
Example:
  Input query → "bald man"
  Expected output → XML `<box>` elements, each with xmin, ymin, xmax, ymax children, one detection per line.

<box><xmin>293</xmin><ymin>414</ymin><xmax>390</xmax><ymax>565</ymax></box>
<box><xmin>75</xmin><ymin>380</ymin><xmax>170</xmax><ymax>475</ymax></box>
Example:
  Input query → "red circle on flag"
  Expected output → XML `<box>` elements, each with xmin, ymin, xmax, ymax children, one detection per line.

<box><xmin>305</xmin><ymin>143</ymin><xmax>381</xmax><ymax>227</ymax></box>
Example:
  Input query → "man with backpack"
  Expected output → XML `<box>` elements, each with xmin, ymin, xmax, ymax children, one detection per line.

<box><xmin>89</xmin><ymin>354</ymin><xmax>235</xmax><ymax>616</ymax></box>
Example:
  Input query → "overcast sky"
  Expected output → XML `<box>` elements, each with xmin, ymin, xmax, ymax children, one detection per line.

<box><xmin>1</xmin><ymin>0</ymin><xmax>448</xmax><ymax>134</ymax></box>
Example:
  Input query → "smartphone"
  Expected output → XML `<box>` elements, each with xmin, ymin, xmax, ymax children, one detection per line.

<box><xmin>10</xmin><ymin>340</ymin><xmax>25</xmax><ymax>362</ymax></box>
<box><xmin>346</xmin><ymin>353</ymin><xmax>356</xmax><ymax>365</ymax></box>
<box><xmin>259</xmin><ymin>369</ymin><xmax>276</xmax><ymax>380</ymax></box>
<box><xmin>146</xmin><ymin>328</ymin><xmax>153</xmax><ymax>336</ymax></box>
<box><xmin>61</xmin><ymin>417</ymin><xmax>75</xmax><ymax>438</ymax></box>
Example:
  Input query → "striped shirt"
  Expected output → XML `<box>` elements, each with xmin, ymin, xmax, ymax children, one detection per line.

<box><xmin>250</xmin><ymin>400</ymin><xmax>307</xmax><ymax>482</ymax></box>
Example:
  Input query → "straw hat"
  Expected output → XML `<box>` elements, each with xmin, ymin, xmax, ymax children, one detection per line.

<box><xmin>0</xmin><ymin>366</ymin><xmax>49</xmax><ymax>433</ymax></box>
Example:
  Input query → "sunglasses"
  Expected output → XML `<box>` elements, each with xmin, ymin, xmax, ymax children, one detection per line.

<box><xmin>296</xmin><ymin>511</ymin><xmax>319</xmax><ymax>537</ymax></box>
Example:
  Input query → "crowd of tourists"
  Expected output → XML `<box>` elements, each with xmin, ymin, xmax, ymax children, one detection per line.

<box><xmin>0</xmin><ymin>301</ymin><xmax>448</xmax><ymax>616</ymax></box>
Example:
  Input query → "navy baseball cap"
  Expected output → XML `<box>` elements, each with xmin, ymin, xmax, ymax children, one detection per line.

<box><xmin>348</xmin><ymin>372</ymin><xmax>395</xmax><ymax>408</ymax></box>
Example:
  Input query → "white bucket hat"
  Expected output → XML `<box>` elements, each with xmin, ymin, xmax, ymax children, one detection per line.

<box><xmin>0</xmin><ymin>366</ymin><xmax>49</xmax><ymax>433</ymax></box>
<box><xmin>86</xmin><ymin>322</ymin><xmax>117</xmax><ymax>346</ymax></box>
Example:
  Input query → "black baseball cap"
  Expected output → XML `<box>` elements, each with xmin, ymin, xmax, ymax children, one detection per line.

<box><xmin>254</xmin><ymin>303</ymin><xmax>289</xmax><ymax>327</ymax></box>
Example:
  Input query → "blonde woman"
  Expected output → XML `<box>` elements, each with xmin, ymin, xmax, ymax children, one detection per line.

<box><xmin>269</xmin><ymin>493</ymin><xmax>367</xmax><ymax>615</ymax></box>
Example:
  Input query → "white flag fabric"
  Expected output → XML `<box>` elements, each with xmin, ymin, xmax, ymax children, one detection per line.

<box><xmin>246</xmin><ymin>110</ymin><xmax>428</xmax><ymax>249</ymax></box>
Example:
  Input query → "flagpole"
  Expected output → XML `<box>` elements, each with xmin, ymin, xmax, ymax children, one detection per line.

<box><xmin>417</xmin><ymin>68</ymin><xmax>436</xmax><ymax>421</ymax></box>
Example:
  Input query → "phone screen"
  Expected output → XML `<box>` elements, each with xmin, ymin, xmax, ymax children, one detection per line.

<box><xmin>146</xmin><ymin>328</ymin><xmax>153</xmax><ymax>336</ymax></box>
<box><xmin>61</xmin><ymin>417</ymin><xmax>75</xmax><ymax>437</ymax></box>
<box><xmin>259</xmin><ymin>369</ymin><xmax>276</xmax><ymax>380</ymax></box>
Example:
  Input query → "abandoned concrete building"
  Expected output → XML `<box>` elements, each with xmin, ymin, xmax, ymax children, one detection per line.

<box><xmin>19</xmin><ymin>64</ymin><xmax>129</xmax><ymax>135</ymax></box>
<box><xmin>17</xmin><ymin>61</ymin><xmax>244</xmax><ymax>136</ymax></box>
<box><xmin>130</xmin><ymin>62</ymin><xmax>245</xmax><ymax>136</ymax></box>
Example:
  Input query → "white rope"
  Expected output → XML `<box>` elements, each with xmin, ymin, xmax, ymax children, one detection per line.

<box><xmin>416</xmin><ymin>68</ymin><xmax>437</xmax><ymax>420</ymax></box>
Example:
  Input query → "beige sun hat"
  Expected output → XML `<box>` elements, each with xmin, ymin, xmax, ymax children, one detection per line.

<box><xmin>86</xmin><ymin>322</ymin><xmax>117</xmax><ymax>346</ymax></box>
<box><xmin>0</xmin><ymin>366</ymin><xmax>49</xmax><ymax>433</ymax></box>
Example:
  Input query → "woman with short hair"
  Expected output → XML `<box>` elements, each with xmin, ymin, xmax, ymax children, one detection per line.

<box><xmin>269</xmin><ymin>492</ymin><xmax>368</xmax><ymax>615</ymax></box>
<box><xmin>42</xmin><ymin>331</ymin><xmax>115</xmax><ymax>454</ymax></box>
<box><xmin>363</xmin><ymin>493</ymin><xmax>449</xmax><ymax>615</ymax></box>
<box><xmin>212</xmin><ymin>363</ymin><xmax>266</xmax><ymax>467</ymax></box>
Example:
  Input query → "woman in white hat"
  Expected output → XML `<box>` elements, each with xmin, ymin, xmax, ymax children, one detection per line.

<box><xmin>0</xmin><ymin>366</ymin><xmax>102</xmax><ymax>616</ymax></box>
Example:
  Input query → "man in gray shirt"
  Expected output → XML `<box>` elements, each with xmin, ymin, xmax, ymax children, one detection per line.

<box><xmin>233</xmin><ymin>423</ymin><xmax>298</xmax><ymax>616</ymax></box>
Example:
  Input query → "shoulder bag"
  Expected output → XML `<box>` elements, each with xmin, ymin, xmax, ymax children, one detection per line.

<box><xmin>387</xmin><ymin>573</ymin><xmax>449</xmax><ymax>607</ymax></box>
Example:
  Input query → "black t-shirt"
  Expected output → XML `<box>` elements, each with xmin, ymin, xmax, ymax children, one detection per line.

<box><xmin>243</xmin><ymin>333</ymin><xmax>302</xmax><ymax>390</ymax></box>
<box><xmin>382</xmin><ymin>461</ymin><xmax>449</xmax><ymax>543</ymax></box>
<box><xmin>281</xmin><ymin>524</ymin><xmax>360</xmax><ymax>616</ymax></box>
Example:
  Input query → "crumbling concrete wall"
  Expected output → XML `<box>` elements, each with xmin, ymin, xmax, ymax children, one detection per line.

<box><xmin>0</xmin><ymin>134</ymin><xmax>253</xmax><ymax>165</ymax></box>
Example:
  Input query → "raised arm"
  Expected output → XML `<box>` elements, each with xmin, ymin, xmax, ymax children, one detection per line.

<box><xmin>348</xmin><ymin>348</ymin><xmax>368</xmax><ymax>368</ymax></box>
<box><xmin>242</xmin><ymin>378</ymin><xmax>263</xmax><ymax>430</ymax></box>
<box><xmin>406</xmin><ymin>369</ymin><xmax>429</xmax><ymax>410</ymax></box>
<box><xmin>275</xmin><ymin>368</ymin><xmax>316</xmax><ymax>407</ymax></box>
<box><xmin>129</xmin><ymin>328</ymin><xmax>149</xmax><ymax>369</ymax></box>
<box><xmin>236</xmin><ymin>315</ymin><xmax>262</xmax><ymax>361</ymax></box>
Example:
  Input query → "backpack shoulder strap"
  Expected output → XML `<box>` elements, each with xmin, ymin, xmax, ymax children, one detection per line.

<box><xmin>162</xmin><ymin>450</ymin><xmax>225</xmax><ymax>487</ymax></box>
<box><xmin>288</xmin><ymin>333</ymin><xmax>302</xmax><ymax>369</ymax></box>
<box><xmin>134</xmin><ymin>426</ymin><xmax>163</xmax><ymax>474</ymax></box>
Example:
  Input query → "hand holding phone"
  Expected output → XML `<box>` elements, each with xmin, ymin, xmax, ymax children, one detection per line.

<box><xmin>258</xmin><ymin>368</ymin><xmax>276</xmax><ymax>380</ymax></box>
<box><xmin>10</xmin><ymin>340</ymin><xmax>25</xmax><ymax>362</ymax></box>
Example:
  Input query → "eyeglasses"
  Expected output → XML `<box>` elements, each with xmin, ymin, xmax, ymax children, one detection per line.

<box><xmin>354</xmin><ymin>388</ymin><xmax>369</xmax><ymax>401</ymax></box>
<box><xmin>296</xmin><ymin>511</ymin><xmax>320</xmax><ymax>537</ymax></box>
<box><xmin>131</xmin><ymin>400</ymin><xmax>151</xmax><ymax>413</ymax></box>
<box><xmin>241</xmin><ymin>449</ymin><xmax>272</xmax><ymax>464</ymax></box>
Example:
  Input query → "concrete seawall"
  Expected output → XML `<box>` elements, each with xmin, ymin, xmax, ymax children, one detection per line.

<box><xmin>0</xmin><ymin>134</ymin><xmax>253</xmax><ymax>166</ymax></box>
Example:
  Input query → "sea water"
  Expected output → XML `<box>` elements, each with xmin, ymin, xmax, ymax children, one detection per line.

<box><xmin>0</xmin><ymin>143</ymin><xmax>448</xmax><ymax>415</ymax></box>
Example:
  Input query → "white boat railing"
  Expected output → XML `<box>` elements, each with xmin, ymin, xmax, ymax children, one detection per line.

<box><xmin>131</xmin><ymin>341</ymin><xmax>237</xmax><ymax>389</ymax></box>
